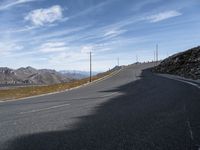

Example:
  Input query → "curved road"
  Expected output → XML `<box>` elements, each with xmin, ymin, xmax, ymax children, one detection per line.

<box><xmin>0</xmin><ymin>63</ymin><xmax>200</xmax><ymax>150</ymax></box>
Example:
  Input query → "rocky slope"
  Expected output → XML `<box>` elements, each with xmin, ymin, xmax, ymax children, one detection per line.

<box><xmin>154</xmin><ymin>46</ymin><xmax>200</xmax><ymax>79</ymax></box>
<box><xmin>0</xmin><ymin>67</ymin><xmax>72</xmax><ymax>85</ymax></box>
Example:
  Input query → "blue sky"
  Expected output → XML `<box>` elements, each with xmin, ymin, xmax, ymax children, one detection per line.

<box><xmin>0</xmin><ymin>0</ymin><xmax>200</xmax><ymax>71</ymax></box>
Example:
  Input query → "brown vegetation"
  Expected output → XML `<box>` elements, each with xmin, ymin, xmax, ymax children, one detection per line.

<box><xmin>0</xmin><ymin>70</ymin><xmax>117</xmax><ymax>101</ymax></box>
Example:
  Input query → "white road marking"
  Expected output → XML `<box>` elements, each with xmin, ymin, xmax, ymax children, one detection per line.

<box><xmin>18</xmin><ymin>92</ymin><xmax>118</xmax><ymax>114</ymax></box>
<box><xmin>187</xmin><ymin>120</ymin><xmax>194</xmax><ymax>141</ymax></box>
<box><xmin>19</xmin><ymin>103</ymin><xmax>70</xmax><ymax>114</ymax></box>
<box><xmin>18</xmin><ymin>92</ymin><xmax>118</xmax><ymax>115</ymax></box>
<box><xmin>88</xmin><ymin>69</ymin><xmax>123</xmax><ymax>85</ymax></box>
<box><xmin>161</xmin><ymin>74</ymin><xmax>200</xmax><ymax>148</ymax></box>
<box><xmin>1</xmin><ymin>69</ymin><xmax>123</xmax><ymax>103</ymax></box>
<box><xmin>184</xmin><ymin>103</ymin><xmax>194</xmax><ymax>141</ymax></box>
<box><xmin>103</xmin><ymin>92</ymin><xmax>118</xmax><ymax>97</ymax></box>
<box><xmin>159</xmin><ymin>74</ymin><xmax>200</xmax><ymax>89</ymax></box>
<box><xmin>184</xmin><ymin>103</ymin><xmax>200</xmax><ymax>149</ymax></box>
<box><xmin>175</xmin><ymin>78</ymin><xmax>200</xmax><ymax>89</ymax></box>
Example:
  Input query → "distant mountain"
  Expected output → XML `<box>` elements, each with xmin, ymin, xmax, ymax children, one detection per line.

<box><xmin>154</xmin><ymin>46</ymin><xmax>200</xmax><ymax>79</ymax></box>
<box><xmin>0</xmin><ymin>66</ymin><xmax>117</xmax><ymax>86</ymax></box>
<box><xmin>0</xmin><ymin>67</ymin><xmax>72</xmax><ymax>85</ymax></box>
<box><xmin>109</xmin><ymin>66</ymin><xmax>122</xmax><ymax>72</ymax></box>
<box><xmin>59</xmin><ymin>70</ymin><xmax>99</xmax><ymax>79</ymax></box>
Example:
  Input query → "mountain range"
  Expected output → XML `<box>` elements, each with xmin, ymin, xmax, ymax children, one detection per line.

<box><xmin>59</xmin><ymin>70</ymin><xmax>99</xmax><ymax>80</ymax></box>
<box><xmin>0</xmin><ymin>67</ymin><xmax>81</xmax><ymax>85</ymax></box>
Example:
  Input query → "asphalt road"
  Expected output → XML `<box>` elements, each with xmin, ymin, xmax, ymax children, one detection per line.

<box><xmin>0</xmin><ymin>63</ymin><xmax>200</xmax><ymax>150</ymax></box>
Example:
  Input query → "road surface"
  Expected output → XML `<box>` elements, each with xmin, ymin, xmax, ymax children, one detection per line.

<box><xmin>0</xmin><ymin>63</ymin><xmax>200</xmax><ymax>150</ymax></box>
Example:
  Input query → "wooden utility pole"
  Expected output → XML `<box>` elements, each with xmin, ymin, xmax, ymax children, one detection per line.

<box><xmin>136</xmin><ymin>55</ymin><xmax>138</xmax><ymax>63</ymax></box>
<box><xmin>90</xmin><ymin>51</ymin><xmax>92</xmax><ymax>82</ymax></box>
<box><xmin>117</xmin><ymin>58</ymin><xmax>119</xmax><ymax>66</ymax></box>
<box><xmin>156</xmin><ymin>44</ymin><xmax>158</xmax><ymax>63</ymax></box>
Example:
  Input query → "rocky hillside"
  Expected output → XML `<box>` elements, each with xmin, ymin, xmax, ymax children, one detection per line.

<box><xmin>154</xmin><ymin>46</ymin><xmax>200</xmax><ymax>79</ymax></box>
<box><xmin>0</xmin><ymin>66</ymin><xmax>72</xmax><ymax>85</ymax></box>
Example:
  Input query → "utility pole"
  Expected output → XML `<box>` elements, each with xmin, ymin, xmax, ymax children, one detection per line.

<box><xmin>136</xmin><ymin>55</ymin><xmax>138</xmax><ymax>63</ymax></box>
<box><xmin>117</xmin><ymin>57</ymin><xmax>119</xmax><ymax>66</ymax></box>
<box><xmin>156</xmin><ymin>44</ymin><xmax>158</xmax><ymax>63</ymax></box>
<box><xmin>90</xmin><ymin>51</ymin><xmax>92</xmax><ymax>82</ymax></box>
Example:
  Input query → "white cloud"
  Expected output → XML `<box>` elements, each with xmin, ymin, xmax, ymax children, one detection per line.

<box><xmin>81</xmin><ymin>46</ymin><xmax>93</xmax><ymax>53</ymax></box>
<box><xmin>104</xmin><ymin>29</ymin><xmax>126</xmax><ymax>38</ymax></box>
<box><xmin>80</xmin><ymin>44</ymin><xmax>112</xmax><ymax>54</ymax></box>
<box><xmin>39</xmin><ymin>42</ymin><xmax>68</xmax><ymax>53</ymax></box>
<box><xmin>25</xmin><ymin>5</ymin><xmax>63</xmax><ymax>26</ymax></box>
<box><xmin>0</xmin><ymin>42</ymin><xmax>24</xmax><ymax>56</ymax></box>
<box><xmin>0</xmin><ymin>0</ymin><xmax>36</xmax><ymax>10</ymax></box>
<box><xmin>0</xmin><ymin>42</ymin><xmax>23</xmax><ymax>51</ymax></box>
<box><xmin>7</xmin><ymin>26</ymin><xmax>38</xmax><ymax>33</ymax></box>
<box><xmin>48</xmin><ymin>50</ymin><xmax>89</xmax><ymax>66</ymax></box>
<box><xmin>146</xmin><ymin>10</ymin><xmax>182</xmax><ymax>23</ymax></box>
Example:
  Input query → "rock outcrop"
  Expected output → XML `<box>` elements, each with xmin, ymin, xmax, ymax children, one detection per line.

<box><xmin>154</xmin><ymin>46</ymin><xmax>200</xmax><ymax>80</ymax></box>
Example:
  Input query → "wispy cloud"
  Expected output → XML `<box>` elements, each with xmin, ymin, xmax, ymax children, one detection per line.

<box><xmin>69</xmin><ymin>0</ymin><xmax>112</xmax><ymax>20</ymax></box>
<box><xmin>1</xmin><ymin>0</ymin><xmax>198</xmax><ymax>71</ymax></box>
<box><xmin>31</xmin><ymin>26</ymin><xmax>89</xmax><ymax>41</ymax></box>
<box><xmin>6</xmin><ymin>26</ymin><xmax>38</xmax><ymax>33</ymax></box>
<box><xmin>47</xmin><ymin>50</ymin><xmax>90</xmax><ymax>68</ymax></box>
<box><xmin>0</xmin><ymin>42</ymin><xmax>23</xmax><ymax>52</ymax></box>
<box><xmin>104</xmin><ymin>29</ymin><xmax>127</xmax><ymax>38</ymax></box>
<box><xmin>25</xmin><ymin>5</ymin><xmax>63</xmax><ymax>26</ymax></box>
<box><xmin>81</xmin><ymin>46</ymin><xmax>93</xmax><ymax>53</ymax></box>
<box><xmin>0</xmin><ymin>41</ymin><xmax>24</xmax><ymax>57</ymax></box>
<box><xmin>0</xmin><ymin>0</ymin><xmax>36</xmax><ymax>11</ymax></box>
<box><xmin>145</xmin><ymin>10</ymin><xmax>182</xmax><ymax>23</ymax></box>
<box><xmin>39</xmin><ymin>42</ymin><xmax>68</xmax><ymax>53</ymax></box>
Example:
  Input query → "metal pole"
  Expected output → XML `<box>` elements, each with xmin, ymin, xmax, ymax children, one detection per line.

<box><xmin>154</xmin><ymin>51</ymin><xmax>155</xmax><ymax>62</ymax></box>
<box><xmin>156</xmin><ymin>44</ymin><xmax>158</xmax><ymax>63</ymax></box>
<box><xmin>90</xmin><ymin>51</ymin><xmax>92</xmax><ymax>82</ymax></box>
<box><xmin>117</xmin><ymin>58</ymin><xmax>119</xmax><ymax>66</ymax></box>
<box><xmin>136</xmin><ymin>55</ymin><xmax>138</xmax><ymax>63</ymax></box>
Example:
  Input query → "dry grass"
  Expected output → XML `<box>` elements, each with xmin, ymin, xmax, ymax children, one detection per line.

<box><xmin>0</xmin><ymin>70</ymin><xmax>116</xmax><ymax>101</ymax></box>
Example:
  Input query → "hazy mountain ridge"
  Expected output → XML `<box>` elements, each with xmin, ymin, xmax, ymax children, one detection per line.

<box><xmin>154</xmin><ymin>46</ymin><xmax>200</xmax><ymax>79</ymax></box>
<box><xmin>59</xmin><ymin>70</ymin><xmax>99</xmax><ymax>79</ymax></box>
<box><xmin>0</xmin><ymin>66</ymin><xmax>72</xmax><ymax>85</ymax></box>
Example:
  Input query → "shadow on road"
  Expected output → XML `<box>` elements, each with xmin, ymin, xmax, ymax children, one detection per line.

<box><xmin>3</xmin><ymin>69</ymin><xmax>200</xmax><ymax>150</ymax></box>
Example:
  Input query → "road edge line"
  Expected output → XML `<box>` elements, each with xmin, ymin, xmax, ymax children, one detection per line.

<box><xmin>157</xmin><ymin>74</ymin><xmax>200</xmax><ymax>89</ymax></box>
<box><xmin>0</xmin><ymin>68</ymin><xmax>123</xmax><ymax>102</ymax></box>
